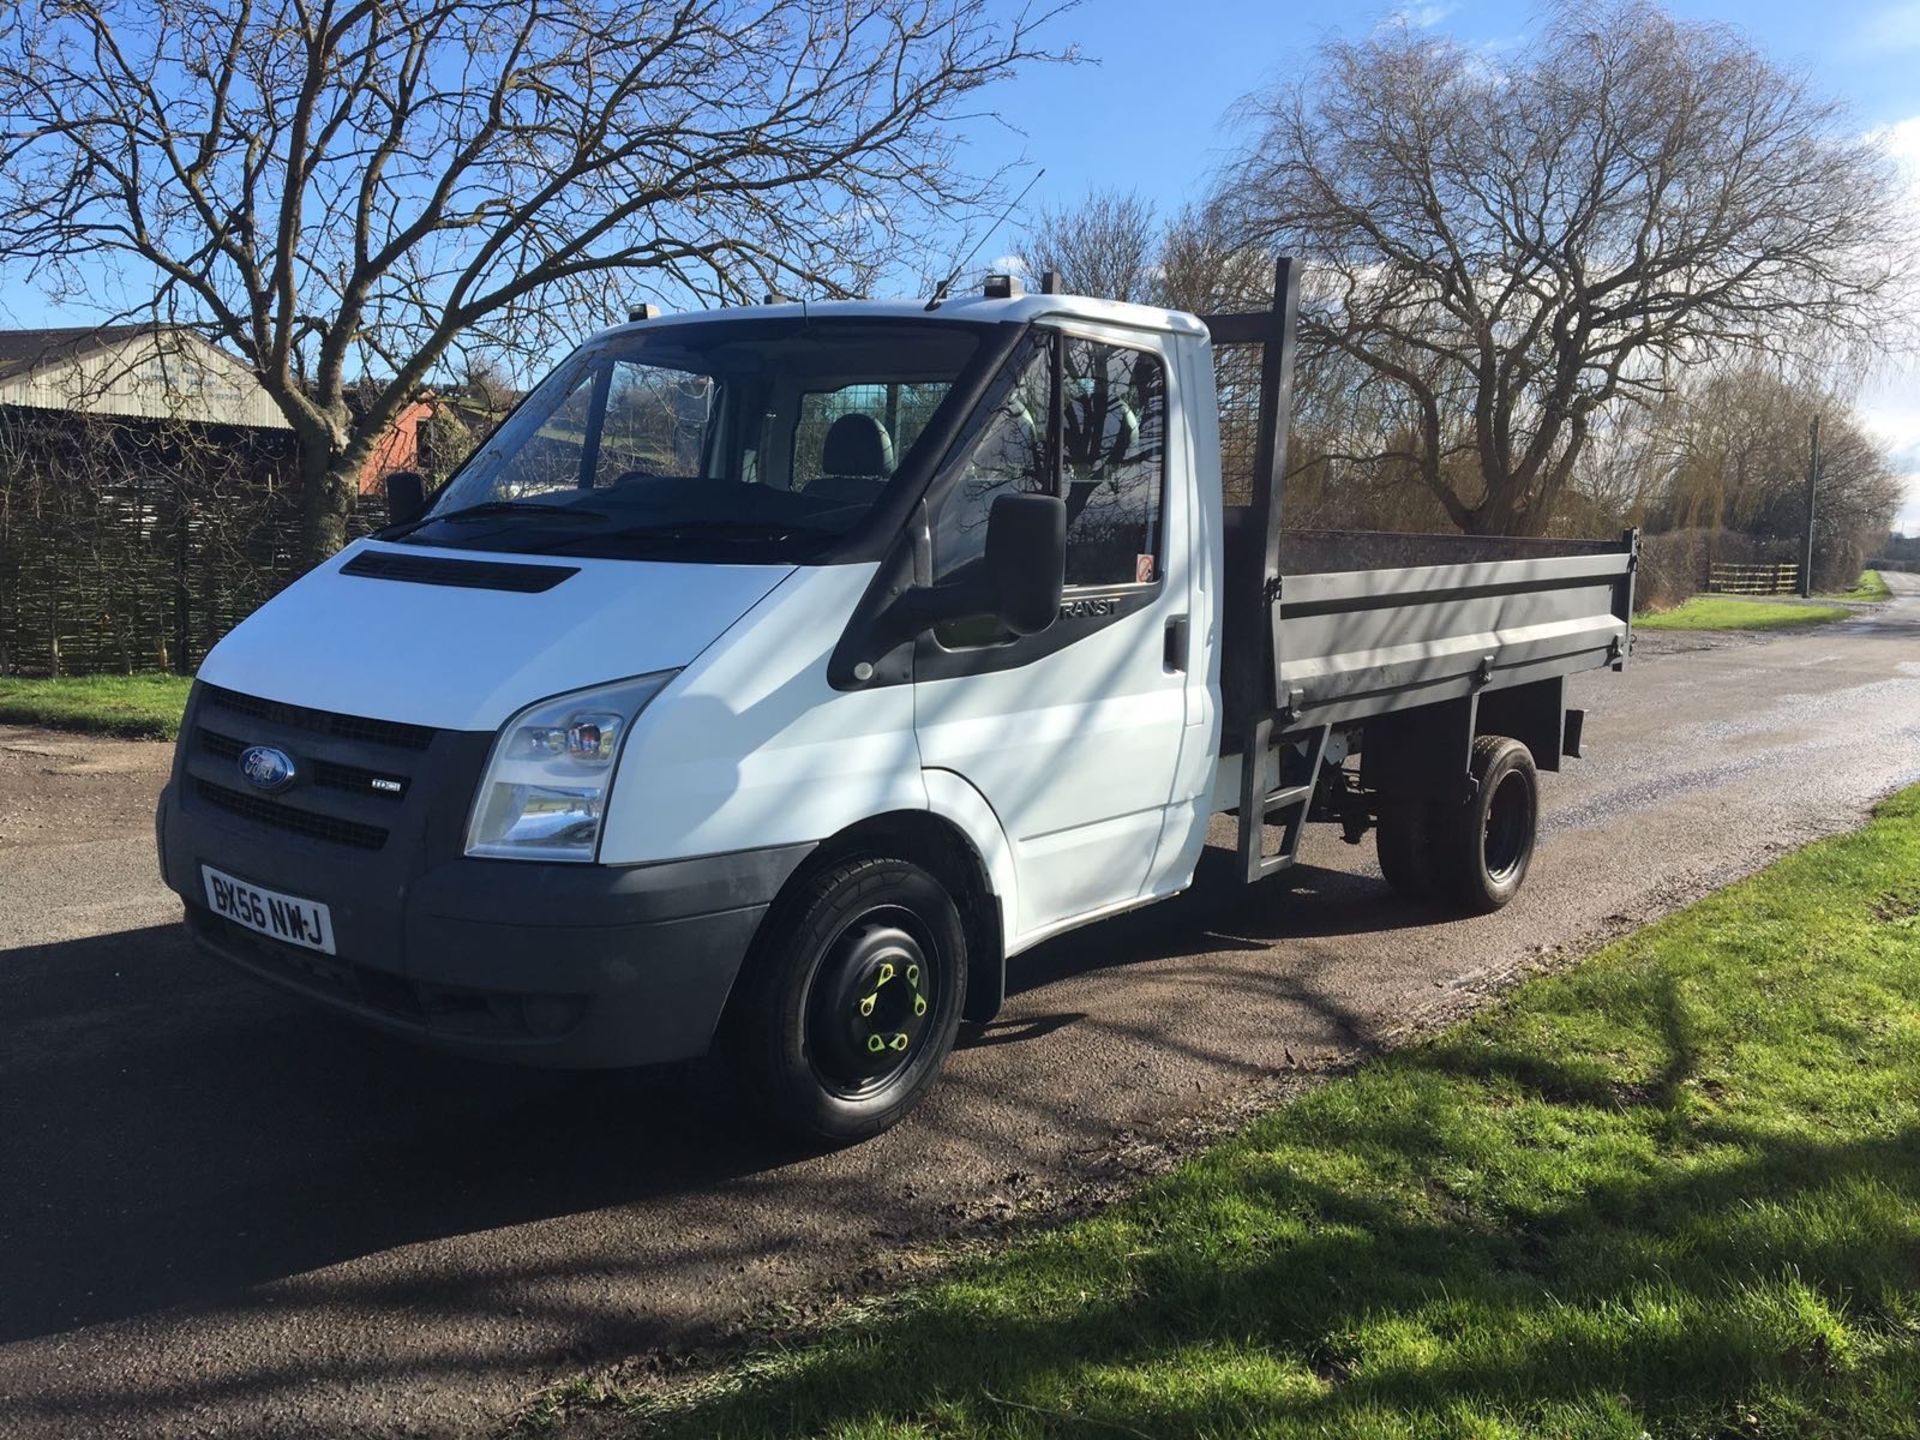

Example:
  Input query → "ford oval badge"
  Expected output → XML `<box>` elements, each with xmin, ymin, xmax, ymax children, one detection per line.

<box><xmin>239</xmin><ymin>745</ymin><xmax>297</xmax><ymax>793</ymax></box>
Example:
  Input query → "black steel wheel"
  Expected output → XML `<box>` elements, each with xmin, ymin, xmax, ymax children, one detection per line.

<box><xmin>1429</xmin><ymin>736</ymin><xmax>1538</xmax><ymax>914</ymax></box>
<box><xmin>805</xmin><ymin>910</ymin><xmax>941</xmax><ymax>1100</ymax></box>
<box><xmin>726</xmin><ymin>856</ymin><xmax>966</xmax><ymax>1143</ymax></box>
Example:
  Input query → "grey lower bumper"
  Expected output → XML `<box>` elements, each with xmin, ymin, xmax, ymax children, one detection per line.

<box><xmin>159</xmin><ymin>780</ymin><xmax>812</xmax><ymax>1068</ymax></box>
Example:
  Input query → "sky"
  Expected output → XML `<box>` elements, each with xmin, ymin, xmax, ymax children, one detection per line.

<box><xmin>6</xmin><ymin>0</ymin><xmax>1918</xmax><ymax>530</ymax></box>
<box><xmin>955</xmin><ymin>0</ymin><xmax>1920</xmax><ymax>533</ymax></box>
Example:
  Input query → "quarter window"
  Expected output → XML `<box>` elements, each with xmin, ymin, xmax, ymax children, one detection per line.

<box><xmin>931</xmin><ymin>348</ymin><xmax>1052</xmax><ymax>582</ymax></box>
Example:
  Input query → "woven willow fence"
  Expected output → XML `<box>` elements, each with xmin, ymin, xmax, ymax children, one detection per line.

<box><xmin>0</xmin><ymin>408</ymin><xmax>386</xmax><ymax>676</ymax></box>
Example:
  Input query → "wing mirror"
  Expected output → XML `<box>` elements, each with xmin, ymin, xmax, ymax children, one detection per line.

<box><xmin>895</xmin><ymin>492</ymin><xmax>1066</xmax><ymax>639</ymax></box>
<box><xmin>384</xmin><ymin>470</ymin><xmax>428</xmax><ymax>526</ymax></box>
<box><xmin>978</xmin><ymin>492</ymin><xmax>1067</xmax><ymax>635</ymax></box>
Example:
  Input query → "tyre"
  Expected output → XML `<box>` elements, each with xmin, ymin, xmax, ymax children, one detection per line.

<box><xmin>726</xmin><ymin>855</ymin><xmax>967</xmax><ymax>1144</ymax></box>
<box><xmin>1429</xmin><ymin>736</ymin><xmax>1538</xmax><ymax>914</ymax></box>
<box><xmin>1375</xmin><ymin>800</ymin><xmax>1436</xmax><ymax>899</ymax></box>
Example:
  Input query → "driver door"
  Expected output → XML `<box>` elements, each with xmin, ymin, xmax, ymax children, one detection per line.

<box><xmin>913</xmin><ymin>326</ymin><xmax>1193</xmax><ymax>941</ymax></box>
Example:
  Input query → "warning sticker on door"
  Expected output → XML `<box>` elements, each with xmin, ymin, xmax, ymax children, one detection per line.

<box><xmin>1135</xmin><ymin>554</ymin><xmax>1156</xmax><ymax>584</ymax></box>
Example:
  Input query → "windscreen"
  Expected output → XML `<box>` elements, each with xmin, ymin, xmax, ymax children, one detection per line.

<box><xmin>397</xmin><ymin>318</ymin><xmax>991</xmax><ymax>563</ymax></box>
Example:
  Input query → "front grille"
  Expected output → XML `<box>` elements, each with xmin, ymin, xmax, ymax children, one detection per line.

<box><xmin>199</xmin><ymin>728</ymin><xmax>244</xmax><ymax>760</ymax></box>
<box><xmin>310</xmin><ymin>757</ymin><xmax>409</xmax><ymax>800</ymax></box>
<box><xmin>201</xmin><ymin>685</ymin><xmax>436</xmax><ymax>752</ymax></box>
<box><xmin>199</xmin><ymin>727</ymin><xmax>408</xmax><ymax>801</ymax></box>
<box><xmin>195</xmin><ymin>778</ymin><xmax>390</xmax><ymax>850</ymax></box>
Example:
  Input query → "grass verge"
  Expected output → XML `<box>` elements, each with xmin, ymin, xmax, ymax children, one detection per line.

<box><xmin>588</xmin><ymin>787</ymin><xmax>1920</xmax><ymax>1440</ymax></box>
<box><xmin>1818</xmin><ymin>571</ymin><xmax>1893</xmax><ymax>603</ymax></box>
<box><xmin>0</xmin><ymin>674</ymin><xmax>192</xmax><ymax>739</ymax></box>
<box><xmin>1637</xmin><ymin>596</ymin><xmax>1854</xmax><ymax>631</ymax></box>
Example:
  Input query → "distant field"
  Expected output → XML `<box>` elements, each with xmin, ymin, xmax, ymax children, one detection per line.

<box><xmin>0</xmin><ymin>675</ymin><xmax>192</xmax><ymax>739</ymax></box>
<box><xmin>1637</xmin><ymin>596</ymin><xmax>1852</xmax><ymax>631</ymax></box>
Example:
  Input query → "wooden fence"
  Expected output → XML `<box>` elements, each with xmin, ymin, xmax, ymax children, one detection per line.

<box><xmin>1705</xmin><ymin>561</ymin><xmax>1801</xmax><ymax>596</ymax></box>
<box><xmin>0</xmin><ymin>407</ymin><xmax>386</xmax><ymax>676</ymax></box>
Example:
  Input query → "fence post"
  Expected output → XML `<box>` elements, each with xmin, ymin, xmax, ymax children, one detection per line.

<box><xmin>1801</xmin><ymin>417</ymin><xmax>1819</xmax><ymax>599</ymax></box>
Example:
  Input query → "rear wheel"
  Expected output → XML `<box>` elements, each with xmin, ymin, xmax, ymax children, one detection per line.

<box><xmin>727</xmin><ymin>856</ymin><xmax>966</xmax><ymax>1144</ymax></box>
<box><xmin>1428</xmin><ymin>736</ymin><xmax>1538</xmax><ymax>914</ymax></box>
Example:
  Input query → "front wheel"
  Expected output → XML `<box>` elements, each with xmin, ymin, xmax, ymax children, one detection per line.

<box><xmin>726</xmin><ymin>856</ymin><xmax>966</xmax><ymax>1144</ymax></box>
<box><xmin>1429</xmin><ymin>736</ymin><xmax>1539</xmax><ymax>914</ymax></box>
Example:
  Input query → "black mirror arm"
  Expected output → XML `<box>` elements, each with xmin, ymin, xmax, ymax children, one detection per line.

<box><xmin>879</xmin><ymin>577</ymin><xmax>991</xmax><ymax>642</ymax></box>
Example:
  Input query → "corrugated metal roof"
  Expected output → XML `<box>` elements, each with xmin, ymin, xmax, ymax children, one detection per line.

<box><xmin>0</xmin><ymin>325</ymin><xmax>290</xmax><ymax>429</ymax></box>
<box><xmin>0</xmin><ymin>325</ymin><xmax>154</xmax><ymax>383</ymax></box>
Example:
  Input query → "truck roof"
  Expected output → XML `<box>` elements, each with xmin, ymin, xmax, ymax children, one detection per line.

<box><xmin>588</xmin><ymin>289</ymin><xmax>1212</xmax><ymax>344</ymax></box>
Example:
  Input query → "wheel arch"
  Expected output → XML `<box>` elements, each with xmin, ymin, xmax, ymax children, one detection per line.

<box><xmin>749</xmin><ymin>805</ymin><xmax>1009</xmax><ymax>1027</ymax></box>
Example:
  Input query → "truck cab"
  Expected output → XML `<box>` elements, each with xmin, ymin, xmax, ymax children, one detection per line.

<box><xmin>157</xmin><ymin>269</ymin><xmax>1633</xmax><ymax>1141</ymax></box>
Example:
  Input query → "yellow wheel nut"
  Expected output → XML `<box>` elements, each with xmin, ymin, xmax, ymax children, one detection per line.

<box><xmin>877</xmin><ymin>962</ymin><xmax>895</xmax><ymax>985</ymax></box>
<box><xmin>906</xmin><ymin>965</ymin><xmax>919</xmax><ymax>986</ymax></box>
<box><xmin>888</xmin><ymin>1032</ymin><xmax>910</xmax><ymax>1051</ymax></box>
<box><xmin>867</xmin><ymin>1034</ymin><xmax>886</xmax><ymax>1053</ymax></box>
<box><xmin>859</xmin><ymin>993</ymin><xmax>876</xmax><ymax>1017</ymax></box>
<box><xmin>913</xmin><ymin>994</ymin><xmax>927</xmax><ymax>1017</ymax></box>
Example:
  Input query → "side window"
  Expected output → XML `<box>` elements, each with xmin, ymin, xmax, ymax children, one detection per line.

<box><xmin>1059</xmin><ymin>338</ymin><xmax>1165</xmax><ymax>588</ymax></box>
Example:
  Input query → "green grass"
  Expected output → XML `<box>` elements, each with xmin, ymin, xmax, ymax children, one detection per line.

<box><xmin>1817</xmin><ymin>571</ymin><xmax>1893</xmax><ymax>603</ymax></box>
<box><xmin>587</xmin><ymin>787</ymin><xmax>1920</xmax><ymax>1440</ymax></box>
<box><xmin>1636</xmin><ymin>596</ymin><xmax>1854</xmax><ymax>631</ymax></box>
<box><xmin>0</xmin><ymin>674</ymin><xmax>192</xmax><ymax>738</ymax></box>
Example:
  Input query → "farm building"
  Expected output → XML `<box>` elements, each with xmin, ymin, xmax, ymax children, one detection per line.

<box><xmin>0</xmin><ymin>325</ymin><xmax>293</xmax><ymax>430</ymax></box>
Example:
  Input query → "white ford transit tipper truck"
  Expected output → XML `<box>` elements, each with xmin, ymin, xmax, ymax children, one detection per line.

<box><xmin>157</xmin><ymin>261</ymin><xmax>1636</xmax><ymax>1141</ymax></box>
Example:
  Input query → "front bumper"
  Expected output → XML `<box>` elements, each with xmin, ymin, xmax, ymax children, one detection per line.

<box><xmin>157</xmin><ymin>690</ymin><xmax>812</xmax><ymax>1067</ymax></box>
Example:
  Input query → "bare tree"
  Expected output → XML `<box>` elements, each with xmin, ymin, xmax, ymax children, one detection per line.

<box><xmin>1020</xmin><ymin>187</ymin><xmax>1159</xmax><ymax>303</ymax></box>
<box><xmin>1655</xmin><ymin>365</ymin><xmax>1902</xmax><ymax>588</ymax></box>
<box><xmin>1157</xmin><ymin>203</ymin><xmax>1269</xmax><ymax>315</ymax></box>
<box><xmin>0</xmin><ymin>0</ymin><xmax>1060</xmax><ymax>563</ymax></box>
<box><xmin>1215</xmin><ymin>0</ymin><xmax>1910</xmax><ymax>535</ymax></box>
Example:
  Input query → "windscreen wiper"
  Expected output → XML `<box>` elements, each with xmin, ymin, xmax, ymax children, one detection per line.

<box><xmin>381</xmin><ymin>499</ymin><xmax>610</xmax><ymax>541</ymax></box>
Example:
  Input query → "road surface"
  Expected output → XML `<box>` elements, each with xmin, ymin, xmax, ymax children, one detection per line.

<box><xmin>3</xmin><ymin>572</ymin><xmax>1918</xmax><ymax>1439</ymax></box>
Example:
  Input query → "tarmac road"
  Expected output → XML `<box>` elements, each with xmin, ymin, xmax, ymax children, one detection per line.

<box><xmin>3</xmin><ymin>572</ymin><xmax>1919</xmax><ymax>1439</ymax></box>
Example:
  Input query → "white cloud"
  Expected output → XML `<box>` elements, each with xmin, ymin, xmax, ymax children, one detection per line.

<box><xmin>1382</xmin><ymin>2</ymin><xmax>1457</xmax><ymax>31</ymax></box>
<box><xmin>1859</xmin><ymin>387</ymin><xmax>1920</xmax><ymax>535</ymax></box>
<box><xmin>1867</xmin><ymin>118</ymin><xmax>1920</xmax><ymax>534</ymax></box>
<box><xmin>1878</xmin><ymin>114</ymin><xmax>1920</xmax><ymax>171</ymax></box>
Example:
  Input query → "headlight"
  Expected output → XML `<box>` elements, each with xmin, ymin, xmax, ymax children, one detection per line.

<box><xmin>465</xmin><ymin>672</ymin><xmax>677</xmax><ymax>862</ymax></box>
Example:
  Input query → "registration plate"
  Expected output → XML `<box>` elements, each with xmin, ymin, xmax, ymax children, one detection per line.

<box><xmin>201</xmin><ymin>865</ymin><xmax>336</xmax><ymax>955</ymax></box>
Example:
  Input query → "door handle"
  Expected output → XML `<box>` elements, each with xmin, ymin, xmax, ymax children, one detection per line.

<box><xmin>1163</xmin><ymin>613</ymin><xmax>1189</xmax><ymax>672</ymax></box>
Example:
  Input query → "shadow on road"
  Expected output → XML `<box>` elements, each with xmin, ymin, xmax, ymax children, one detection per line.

<box><xmin>1013</xmin><ymin>847</ymin><xmax>1448</xmax><ymax>999</ymax></box>
<box><xmin>0</xmin><ymin>921</ymin><xmax>813</xmax><ymax>1344</ymax></box>
<box><xmin>0</xmin><ymin>845</ymin><xmax>1432</xmax><ymax>1347</ymax></box>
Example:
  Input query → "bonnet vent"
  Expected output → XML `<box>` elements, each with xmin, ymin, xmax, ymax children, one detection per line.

<box><xmin>340</xmin><ymin>550</ymin><xmax>579</xmax><ymax>594</ymax></box>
